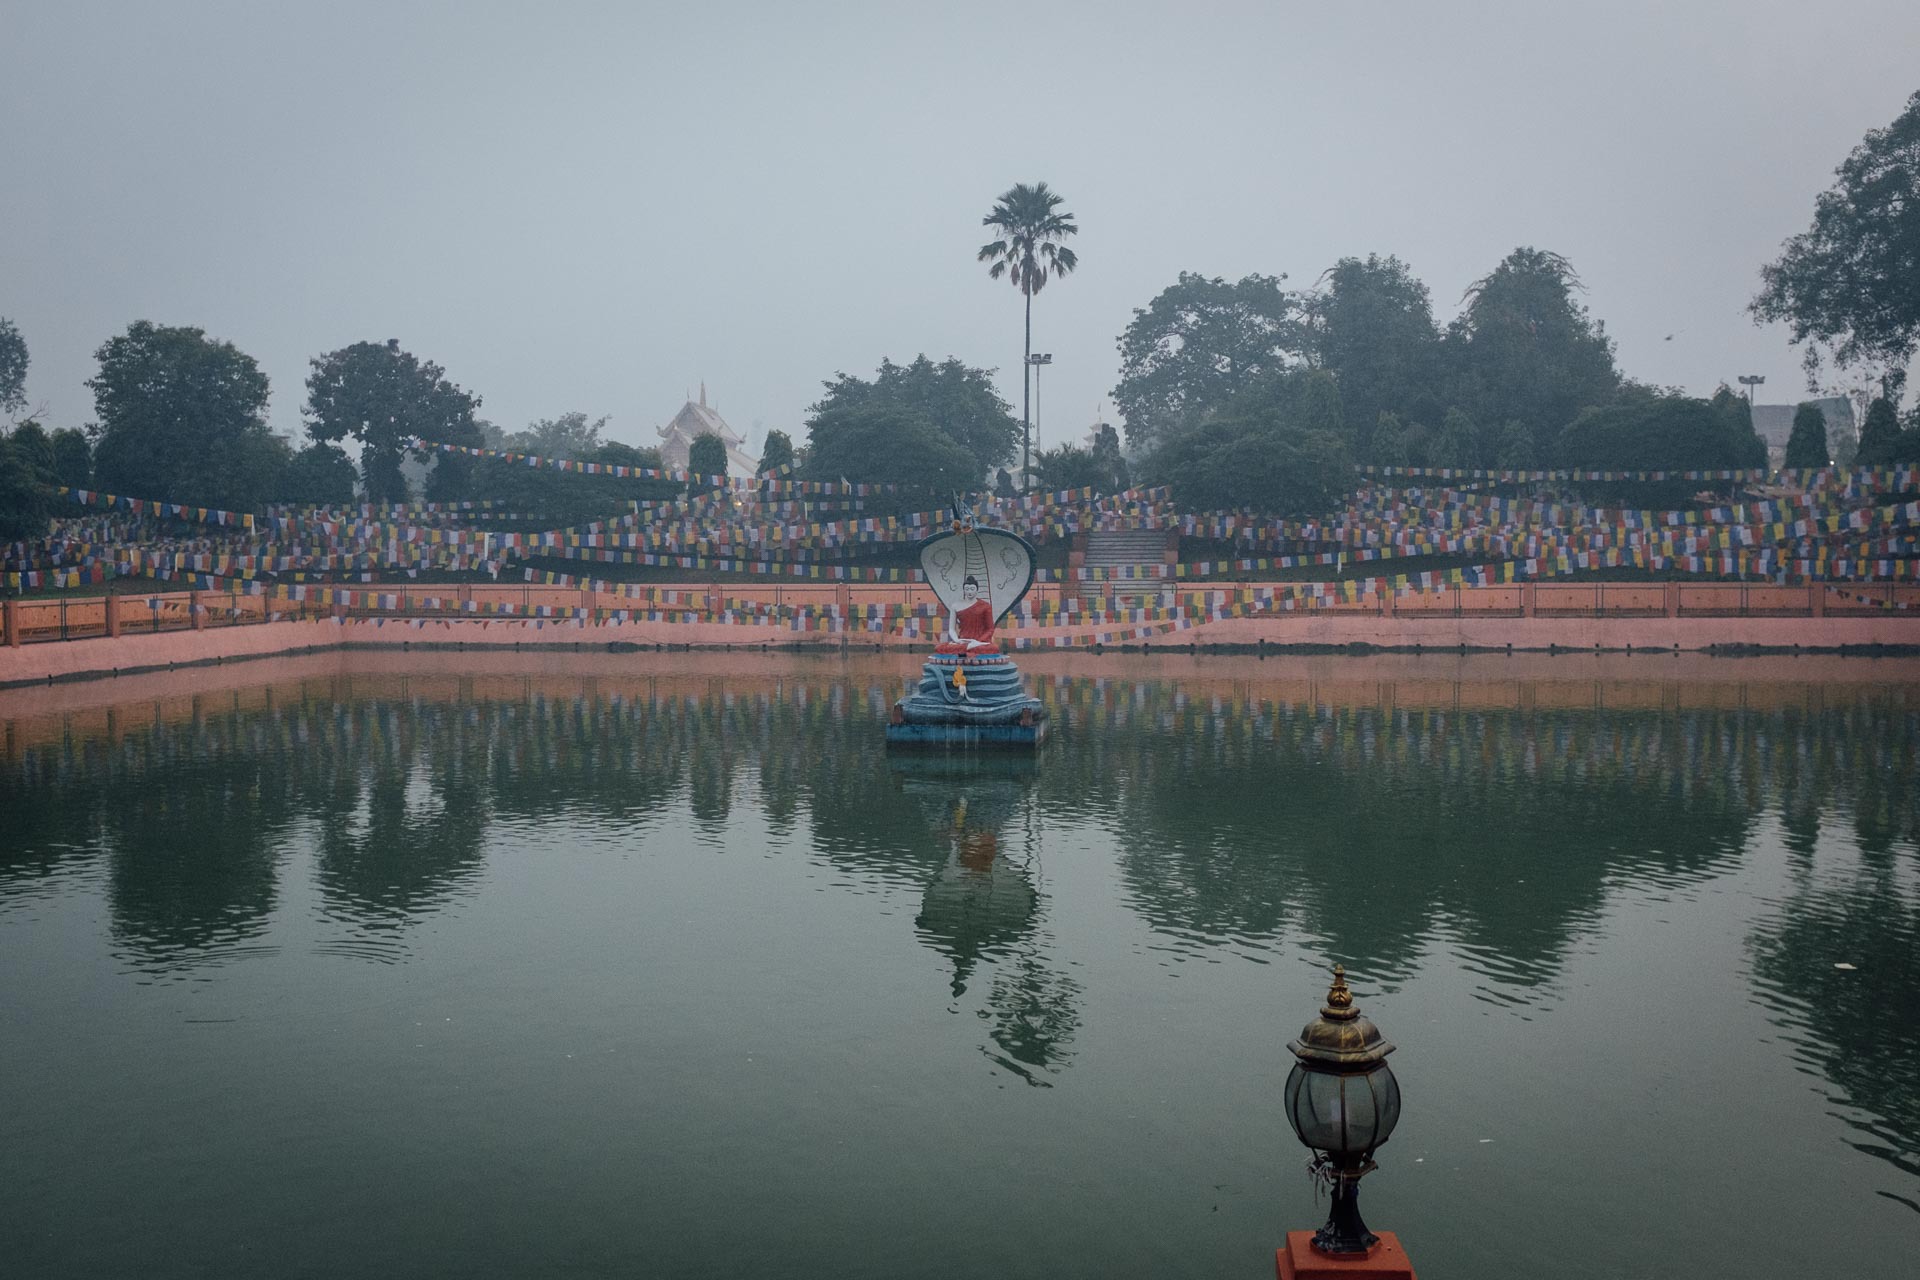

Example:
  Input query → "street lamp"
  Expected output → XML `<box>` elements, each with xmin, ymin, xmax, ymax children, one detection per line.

<box><xmin>1027</xmin><ymin>353</ymin><xmax>1052</xmax><ymax>464</ymax></box>
<box><xmin>1284</xmin><ymin>964</ymin><xmax>1402</xmax><ymax>1256</ymax></box>
<box><xmin>1737</xmin><ymin>374</ymin><xmax>1765</xmax><ymax>406</ymax></box>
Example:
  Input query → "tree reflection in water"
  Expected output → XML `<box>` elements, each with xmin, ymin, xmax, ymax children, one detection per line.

<box><xmin>1</xmin><ymin>667</ymin><xmax>1915</xmax><ymax>1153</ymax></box>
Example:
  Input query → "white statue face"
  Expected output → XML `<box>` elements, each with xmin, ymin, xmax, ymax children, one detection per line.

<box><xmin>962</xmin><ymin>582</ymin><xmax>979</xmax><ymax>602</ymax></box>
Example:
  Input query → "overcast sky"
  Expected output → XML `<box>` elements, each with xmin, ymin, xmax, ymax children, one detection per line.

<box><xmin>4</xmin><ymin>1</ymin><xmax>1916</xmax><ymax>458</ymax></box>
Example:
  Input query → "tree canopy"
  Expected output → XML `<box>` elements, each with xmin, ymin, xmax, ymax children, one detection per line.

<box><xmin>1784</xmin><ymin>403</ymin><xmax>1831</xmax><ymax>469</ymax></box>
<box><xmin>1309</xmin><ymin>255</ymin><xmax>1441</xmax><ymax>451</ymax></box>
<box><xmin>502</xmin><ymin>411</ymin><xmax>608</xmax><ymax>460</ymax></box>
<box><xmin>808</xmin><ymin>356</ymin><xmax>1018</xmax><ymax>482</ymax></box>
<box><xmin>278</xmin><ymin>442</ymin><xmax>359</xmax><ymax>506</ymax></box>
<box><xmin>49</xmin><ymin>427</ymin><xmax>91</xmax><ymax>490</ymax></box>
<box><xmin>1445</xmin><ymin>247</ymin><xmax>1622</xmax><ymax>457</ymax></box>
<box><xmin>688</xmin><ymin>432</ymin><xmax>728</xmax><ymax>481</ymax></box>
<box><xmin>1752</xmin><ymin>89</ymin><xmax>1920</xmax><ymax>393</ymax></box>
<box><xmin>1856</xmin><ymin>396</ymin><xmax>1904</xmax><ymax>466</ymax></box>
<box><xmin>1146</xmin><ymin>370</ymin><xmax>1353</xmax><ymax>515</ymax></box>
<box><xmin>0</xmin><ymin>318</ymin><xmax>28</xmax><ymax>420</ymax></box>
<box><xmin>758</xmin><ymin>429</ymin><xmax>795</xmax><ymax>477</ymax></box>
<box><xmin>305</xmin><ymin>339</ymin><xmax>482</xmax><ymax>502</ymax></box>
<box><xmin>1113</xmin><ymin>272</ymin><xmax>1303</xmax><ymax>453</ymax></box>
<box><xmin>802</xmin><ymin>403</ymin><xmax>979</xmax><ymax>494</ymax></box>
<box><xmin>1557</xmin><ymin>389</ymin><xmax>1766</xmax><ymax>472</ymax></box>
<box><xmin>88</xmin><ymin>321</ymin><xmax>287</xmax><ymax>509</ymax></box>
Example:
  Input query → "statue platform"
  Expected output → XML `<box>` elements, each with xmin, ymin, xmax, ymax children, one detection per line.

<box><xmin>885</xmin><ymin>652</ymin><xmax>1048</xmax><ymax>749</ymax></box>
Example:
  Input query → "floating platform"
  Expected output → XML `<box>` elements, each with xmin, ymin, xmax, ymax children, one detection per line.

<box><xmin>885</xmin><ymin>653</ymin><xmax>1048</xmax><ymax>750</ymax></box>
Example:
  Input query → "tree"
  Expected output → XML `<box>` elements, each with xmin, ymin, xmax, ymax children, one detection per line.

<box><xmin>1557</xmin><ymin>392</ymin><xmax>1766</xmax><ymax>471</ymax></box>
<box><xmin>88</xmin><ymin>321</ymin><xmax>283</xmax><ymax>508</ymax></box>
<box><xmin>1752</xmin><ymin>90</ymin><xmax>1920</xmax><ymax>392</ymax></box>
<box><xmin>1444</xmin><ymin>248</ymin><xmax>1622</xmax><ymax>457</ymax></box>
<box><xmin>0</xmin><ymin>318</ymin><xmax>27</xmax><ymax>420</ymax></box>
<box><xmin>502</xmin><ymin>411</ymin><xmax>607</xmax><ymax>460</ymax></box>
<box><xmin>305</xmin><ymin>339</ymin><xmax>482</xmax><ymax>502</ymax></box>
<box><xmin>1856</xmin><ymin>397</ymin><xmax>1903</xmax><ymax>466</ymax></box>
<box><xmin>1147</xmin><ymin>370</ymin><xmax>1354</xmax><ymax>515</ymax></box>
<box><xmin>278</xmin><ymin>442</ymin><xmax>359</xmax><ymax>506</ymax></box>
<box><xmin>688</xmin><ymin>432</ymin><xmax>729</xmax><ymax>480</ymax></box>
<box><xmin>0</xmin><ymin>436</ymin><xmax>50</xmax><ymax>541</ymax></box>
<box><xmin>758</xmin><ymin>428</ymin><xmax>795</xmax><ymax>476</ymax></box>
<box><xmin>49</xmin><ymin>427</ymin><xmax>91</xmax><ymax>489</ymax></box>
<box><xmin>1031</xmin><ymin>445</ymin><xmax>1105</xmax><ymax>492</ymax></box>
<box><xmin>802</xmin><ymin>404</ymin><xmax>979</xmax><ymax>493</ymax></box>
<box><xmin>979</xmin><ymin>182</ymin><xmax>1079</xmax><ymax>488</ymax></box>
<box><xmin>1429</xmin><ymin>407</ymin><xmax>1483</xmax><ymax>468</ymax></box>
<box><xmin>1784</xmin><ymin>402</ymin><xmax>1831</xmax><ymax>469</ymax></box>
<box><xmin>1112</xmin><ymin>272</ymin><xmax>1303</xmax><ymax>454</ymax></box>
<box><xmin>809</xmin><ymin>356</ymin><xmax>1018</xmax><ymax>481</ymax></box>
<box><xmin>1089</xmin><ymin>421</ymin><xmax>1131</xmax><ymax>492</ymax></box>
<box><xmin>1494</xmin><ymin>419</ymin><xmax>1536</xmax><ymax>470</ymax></box>
<box><xmin>1308</xmin><ymin>255</ymin><xmax>1441</xmax><ymax>452</ymax></box>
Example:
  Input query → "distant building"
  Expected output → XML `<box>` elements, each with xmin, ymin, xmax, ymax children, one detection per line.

<box><xmin>657</xmin><ymin>383</ymin><xmax>758</xmax><ymax>475</ymax></box>
<box><xmin>1750</xmin><ymin>397</ymin><xmax>1853</xmax><ymax>466</ymax></box>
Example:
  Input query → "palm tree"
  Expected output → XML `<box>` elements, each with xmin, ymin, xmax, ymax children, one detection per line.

<box><xmin>979</xmin><ymin>182</ymin><xmax>1078</xmax><ymax>491</ymax></box>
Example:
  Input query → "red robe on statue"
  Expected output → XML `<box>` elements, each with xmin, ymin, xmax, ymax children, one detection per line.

<box><xmin>935</xmin><ymin>598</ymin><xmax>996</xmax><ymax>653</ymax></box>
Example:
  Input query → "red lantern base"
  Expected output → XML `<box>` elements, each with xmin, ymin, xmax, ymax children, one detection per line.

<box><xmin>1275</xmin><ymin>1231</ymin><xmax>1415</xmax><ymax>1280</ymax></box>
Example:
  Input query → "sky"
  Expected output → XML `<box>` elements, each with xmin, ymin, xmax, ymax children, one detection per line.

<box><xmin>4</xmin><ymin>0</ymin><xmax>1917</xmax><ymax>459</ymax></box>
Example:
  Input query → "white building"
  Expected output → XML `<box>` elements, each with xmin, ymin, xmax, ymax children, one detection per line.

<box><xmin>657</xmin><ymin>384</ymin><xmax>758</xmax><ymax>475</ymax></box>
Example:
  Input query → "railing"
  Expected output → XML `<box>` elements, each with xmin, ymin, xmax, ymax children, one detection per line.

<box><xmin>3</xmin><ymin>580</ymin><xmax>1917</xmax><ymax>646</ymax></box>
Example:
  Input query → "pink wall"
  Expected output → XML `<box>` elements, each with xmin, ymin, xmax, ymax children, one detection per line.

<box><xmin>6</xmin><ymin>606</ymin><xmax>1919</xmax><ymax>691</ymax></box>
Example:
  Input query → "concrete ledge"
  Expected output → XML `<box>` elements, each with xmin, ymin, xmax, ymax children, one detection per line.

<box><xmin>4</xmin><ymin>611</ymin><xmax>1920</xmax><ymax>689</ymax></box>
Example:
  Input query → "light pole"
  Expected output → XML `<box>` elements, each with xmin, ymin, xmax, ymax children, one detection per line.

<box><xmin>1737</xmin><ymin>374</ymin><xmax>1765</xmax><ymax>407</ymax></box>
<box><xmin>1027</xmin><ymin>353</ymin><xmax>1052</xmax><ymax>475</ymax></box>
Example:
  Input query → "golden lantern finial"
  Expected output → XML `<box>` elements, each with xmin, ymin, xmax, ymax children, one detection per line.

<box><xmin>1322</xmin><ymin>964</ymin><xmax>1356</xmax><ymax>1019</ymax></box>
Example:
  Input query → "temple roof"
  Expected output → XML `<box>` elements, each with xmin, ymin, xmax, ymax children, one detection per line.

<box><xmin>656</xmin><ymin>384</ymin><xmax>759</xmax><ymax>473</ymax></box>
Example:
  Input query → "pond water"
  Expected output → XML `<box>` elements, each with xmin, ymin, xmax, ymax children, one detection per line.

<box><xmin>3</xmin><ymin>653</ymin><xmax>1918</xmax><ymax>1279</ymax></box>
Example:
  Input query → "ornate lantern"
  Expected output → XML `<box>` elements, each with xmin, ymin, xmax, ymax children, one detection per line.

<box><xmin>1284</xmin><ymin>964</ymin><xmax>1402</xmax><ymax>1255</ymax></box>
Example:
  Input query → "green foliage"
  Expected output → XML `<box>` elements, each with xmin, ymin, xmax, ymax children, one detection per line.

<box><xmin>978</xmin><ymin>182</ymin><xmax>1079</xmax><ymax>300</ymax></box>
<box><xmin>1445</xmin><ymin>248</ymin><xmax>1622</xmax><ymax>458</ymax></box>
<box><xmin>809</xmin><ymin>356</ymin><xmax>1017</xmax><ymax>481</ymax></box>
<box><xmin>688</xmin><ymin>432</ymin><xmax>728</xmax><ymax>480</ymax></box>
<box><xmin>1310</xmin><ymin>255</ymin><xmax>1441</xmax><ymax>451</ymax></box>
<box><xmin>802</xmin><ymin>404</ymin><xmax>979</xmax><ymax>494</ymax></box>
<box><xmin>1856</xmin><ymin>397</ymin><xmax>1903</xmax><ymax>466</ymax></box>
<box><xmin>1752</xmin><ymin>89</ymin><xmax>1920</xmax><ymax>387</ymax></box>
<box><xmin>279</xmin><ymin>442</ymin><xmax>359</xmax><ymax>506</ymax></box>
<box><xmin>1031</xmin><ymin>445</ymin><xmax>1105</xmax><ymax>492</ymax></box>
<box><xmin>0</xmin><ymin>318</ymin><xmax>27</xmax><ymax>418</ymax></box>
<box><xmin>470</xmin><ymin>438</ymin><xmax>674</xmax><ymax>523</ymax></box>
<box><xmin>1147</xmin><ymin>370</ymin><xmax>1354</xmax><ymax>515</ymax></box>
<box><xmin>88</xmin><ymin>321</ymin><xmax>282</xmax><ymax>508</ymax></box>
<box><xmin>7</xmin><ymin>420</ymin><xmax>56</xmax><ymax>479</ymax></box>
<box><xmin>502</xmin><ymin>411</ymin><xmax>607</xmax><ymax>460</ymax></box>
<box><xmin>1494</xmin><ymin>420</ymin><xmax>1536</xmax><ymax>470</ymax></box>
<box><xmin>1784</xmin><ymin>403</ymin><xmax>1831</xmax><ymax>469</ymax></box>
<box><xmin>305</xmin><ymin>339</ymin><xmax>482</xmax><ymax>503</ymax></box>
<box><xmin>1557</xmin><ymin>392</ymin><xmax>1766</xmax><ymax>471</ymax></box>
<box><xmin>1112</xmin><ymin>272</ymin><xmax>1303</xmax><ymax>453</ymax></box>
<box><xmin>1429</xmin><ymin>407</ymin><xmax>1483</xmax><ymax>468</ymax></box>
<box><xmin>758</xmin><ymin>428</ymin><xmax>795</xmax><ymax>476</ymax></box>
<box><xmin>0</xmin><ymin>435</ymin><xmax>51</xmax><ymax>540</ymax></box>
<box><xmin>49</xmin><ymin>428</ymin><xmax>91</xmax><ymax>489</ymax></box>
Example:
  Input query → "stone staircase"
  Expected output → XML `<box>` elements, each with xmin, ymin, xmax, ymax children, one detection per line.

<box><xmin>1079</xmin><ymin>529</ymin><xmax>1174</xmax><ymax>602</ymax></box>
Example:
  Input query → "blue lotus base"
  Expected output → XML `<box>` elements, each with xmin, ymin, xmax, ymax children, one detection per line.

<box><xmin>886</xmin><ymin>653</ymin><xmax>1048</xmax><ymax>750</ymax></box>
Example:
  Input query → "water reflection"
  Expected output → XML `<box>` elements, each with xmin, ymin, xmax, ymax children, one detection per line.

<box><xmin>2</xmin><ymin>664</ymin><xmax>1917</xmax><ymax>1155</ymax></box>
<box><xmin>890</xmin><ymin>756</ymin><xmax>1083</xmax><ymax>1085</ymax></box>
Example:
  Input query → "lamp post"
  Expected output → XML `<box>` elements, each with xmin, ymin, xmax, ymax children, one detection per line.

<box><xmin>1284</xmin><ymin>964</ymin><xmax>1402</xmax><ymax>1256</ymax></box>
<box><xmin>1027</xmin><ymin>353</ymin><xmax>1052</xmax><ymax>465</ymax></box>
<box><xmin>1737</xmin><ymin>374</ymin><xmax>1765</xmax><ymax>407</ymax></box>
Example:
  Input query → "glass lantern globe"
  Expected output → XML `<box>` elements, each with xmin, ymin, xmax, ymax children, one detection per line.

<box><xmin>1284</xmin><ymin>964</ymin><xmax>1401</xmax><ymax>1255</ymax></box>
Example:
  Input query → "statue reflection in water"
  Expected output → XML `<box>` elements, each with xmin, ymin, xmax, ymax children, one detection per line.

<box><xmin>891</xmin><ymin>756</ymin><xmax>1083</xmax><ymax>1086</ymax></box>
